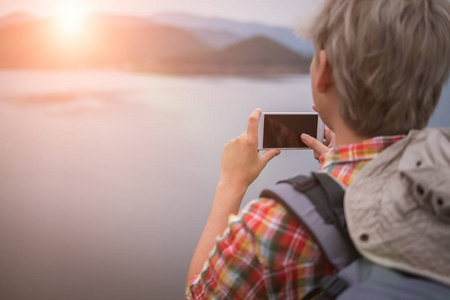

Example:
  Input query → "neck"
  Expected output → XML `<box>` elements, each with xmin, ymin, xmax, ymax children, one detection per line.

<box><xmin>333</xmin><ymin>118</ymin><xmax>367</xmax><ymax>146</ymax></box>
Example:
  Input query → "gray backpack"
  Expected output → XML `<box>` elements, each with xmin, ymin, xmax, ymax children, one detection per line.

<box><xmin>260</xmin><ymin>172</ymin><xmax>450</xmax><ymax>299</ymax></box>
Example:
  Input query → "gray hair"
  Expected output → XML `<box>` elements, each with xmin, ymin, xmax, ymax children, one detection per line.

<box><xmin>302</xmin><ymin>0</ymin><xmax>450</xmax><ymax>136</ymax></box>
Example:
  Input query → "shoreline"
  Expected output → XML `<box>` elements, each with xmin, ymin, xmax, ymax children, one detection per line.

<box><xmin>0</xmin><ymin>63</ymin><xmax>311</xmax><ymax>77</ymax></box>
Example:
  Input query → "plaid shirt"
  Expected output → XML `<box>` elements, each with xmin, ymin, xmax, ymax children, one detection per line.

<box><xmin>186</xmin><ymin>135</ymin><xmax>404</xmax><ymax>299</ymax></box>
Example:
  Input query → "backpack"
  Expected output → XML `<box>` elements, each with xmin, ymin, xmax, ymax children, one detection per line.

<box><xmin>260</xmin><ymin>172</ymin><xmax>450</xmax><ymax>299</ymax></box>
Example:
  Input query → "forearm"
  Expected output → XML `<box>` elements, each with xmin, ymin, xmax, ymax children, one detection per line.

<box><xmin>186</xmin><ymin>108</ymin><xmax>280</xmax><ymax>290</ymax></box>
<box><xmin>186</xmin><ymin>181</ymin><xmax>247</xmax><ymax>285</ymax></box>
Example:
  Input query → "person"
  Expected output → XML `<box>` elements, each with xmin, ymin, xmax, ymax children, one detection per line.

<box><xmin>185</xmin><ymin>0</ymin><xmax>450</xmax><ymax>299</ymax></box>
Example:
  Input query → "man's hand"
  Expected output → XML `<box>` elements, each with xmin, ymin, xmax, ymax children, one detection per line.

<box><xmin>301</xmin><ymin>128</ymin><xmax>336</xmax><ymax>161</ymax></box>
<box><xmin>220</xmin><ymin>108</ymin><xmax>281</xmax><ymax>189</ymax></box>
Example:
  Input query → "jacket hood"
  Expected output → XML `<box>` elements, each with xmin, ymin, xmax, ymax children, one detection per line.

<box><xmin>345</xmin><ymin>128</ymin><xmax>450</xmax><ymax>286</ymax></box>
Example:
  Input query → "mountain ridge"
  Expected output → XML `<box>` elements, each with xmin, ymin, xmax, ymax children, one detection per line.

<box><xmin>149</xmin><ymin>11</ymin><xmax>314</xmax><ymax>56</ymax></box>
<box><xmin>150</xmin><ymin>36</ymin><xmax>310</xmax><ymax>75</ymax></box>
<box><xmin>0</xmin><ymin>12</ymin><xmax>312</xmax><ymax>74</ymax></box>
<box><xmin>0</xmin><ymin>11</ymin><xmax>314</xmax><ymax>56</ymax></box>
<box><xmin>0</xmin><ymin>16</ymin><xmax>211</xmax><ymax>69</ymax></box>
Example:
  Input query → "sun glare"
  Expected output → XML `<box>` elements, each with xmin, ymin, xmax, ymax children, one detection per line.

<box><xmin>58</xmin><ymin>4</ymin><xmax>87</xmax><ymax>35</ymax></box>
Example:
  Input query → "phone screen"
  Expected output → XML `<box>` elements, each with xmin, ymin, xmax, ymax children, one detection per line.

<box><xmin>263</xmin><ymin>114</ymin><xmax>318</xmax><ymax>148</ymax></box>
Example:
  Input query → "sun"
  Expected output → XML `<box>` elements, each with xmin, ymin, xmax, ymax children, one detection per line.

<box><xmin>58</xmin><ymin>3</ymin><xmax>87</xmax><ymax>35</ymax></box>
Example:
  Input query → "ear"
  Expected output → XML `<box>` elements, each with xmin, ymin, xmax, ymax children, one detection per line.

<box><xmin>316</xmin><ymin>50</ymin><xmax>334</xmax><ymax>93</ymax></box>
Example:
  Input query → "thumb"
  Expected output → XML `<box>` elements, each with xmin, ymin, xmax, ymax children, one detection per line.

<box><xmin>301</xmin><ymin>133</ymin><xmax>329</xmax><ymax>156</ymax></box>
<box><xmin>260</xmin><ymin>149</ymin><xmax>281</xmax><ymax>165</ymax></box>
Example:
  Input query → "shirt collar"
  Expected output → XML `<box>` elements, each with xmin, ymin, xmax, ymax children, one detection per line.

<box><xmin>320</xmin><ymin>135</ymin><xmax>405</xmax><ymax>170</ymax></box>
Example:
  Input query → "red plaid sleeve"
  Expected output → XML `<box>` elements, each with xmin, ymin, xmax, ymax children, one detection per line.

<box><xmin>186</xmin><ymin>198</ymin><xmax>335</xmax><ymax>299</ymax></box>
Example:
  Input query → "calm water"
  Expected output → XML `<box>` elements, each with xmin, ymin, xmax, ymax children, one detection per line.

<box><xmin>0</xmin><ymin>71</ymin><xmax>448</xmax><ymax>300</ymax></box>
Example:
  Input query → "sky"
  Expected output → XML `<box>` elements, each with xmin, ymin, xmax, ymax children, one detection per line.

<box><xmin>0</xmin><ymin>0</ymin><xmax>320</xmax><ymax>27</ymax></box>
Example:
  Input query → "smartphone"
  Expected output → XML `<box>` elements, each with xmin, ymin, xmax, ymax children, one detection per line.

<box><xmin>258</xmin><ymin>112</ymin><xmax>324</xmax><ymax>150</ymax></box>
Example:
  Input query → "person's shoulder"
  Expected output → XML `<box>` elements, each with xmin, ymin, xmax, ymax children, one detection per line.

<box><xmin>235</xmin><ymin>197</ymin><xmax>320</xmax><ymax>268</ymax></box>
<box><xmin>239</xmin><ymin>197</ymin><xmax>296</xmax><ymax>228</ymax></box>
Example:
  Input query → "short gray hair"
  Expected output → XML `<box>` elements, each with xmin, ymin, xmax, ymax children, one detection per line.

<box><xmin>302</xmin><ymin>0</ymin><xmax>450</xmax><ymax>136</ymax></box>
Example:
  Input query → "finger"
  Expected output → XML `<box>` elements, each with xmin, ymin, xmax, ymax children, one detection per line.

<box><xmin>301</xmin><ymin>133</ymin><xmax>329</xmax><ymax>156</ymax></box>
<box><xmin>314</xmin><ymin>151</ymin><xmax>320</xmax><ymax>161</ymax></box>
<box><xmin>324</xmin><ymin>128</ymin><xmax>331</xmax><ymax>140</ymax></box>
<box><xmin>260</xmin><ymin>149</ymin><xmax>281</xmax><ymax>165</ymax></box>
<box><xmin>323</xmin><ymin>129</ymin><xmax>331</xmax><ymax>146</ymax></box>
<box><xmin>246</xmin><ymin>108</ymin><xmax>261</xmax><ymax>142</ymax></box>
<box><xmin>324</xmin><ymin>128</ymin><xmax>336</xmax><ymax>148</ymax></box>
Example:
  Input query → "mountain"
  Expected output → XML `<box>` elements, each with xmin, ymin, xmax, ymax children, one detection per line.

<box><xmin>149</xmin><ymin>12</ymin><xmax>315</xmax><ymax>57</ymax></box>
<box><xmin>191</xmin><ymin>28</ymin><xmax>242</xmax><ymax>49</ymax></box>
<box><xmin>0</xmin><ymin>16</ymin><xmax>211</xmax><ymax>69</ymax></box>
<box><xmin>151</xmin><ymin>36</ymin><xmax>311</xmax><ymax>75</ymax></box>
<box><xmin>0</xmin><ymin>12</ymin><xmax>312</xmax><ymax>75</ymax></box>
<box><xmin>0</xmin><ymin>11</ymin><xmax>315</xmax><ymax>57</ymax></box>
<box><xmin>0</xmin><ymin>12</ymin><xmax>35</xmax><ymax>28</ymax></box>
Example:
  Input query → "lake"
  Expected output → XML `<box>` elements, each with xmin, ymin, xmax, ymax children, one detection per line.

<box><xmin>0</xmin><ymin>71</ymin><xmax>448</xmax><ymax>300</ymax></box>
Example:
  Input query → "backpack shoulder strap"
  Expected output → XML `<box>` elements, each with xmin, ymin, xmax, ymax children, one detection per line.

<box><xmin>260</xmin><ymin>172</ymin><xmax>359</xmax><ymax>271</ymax></box>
